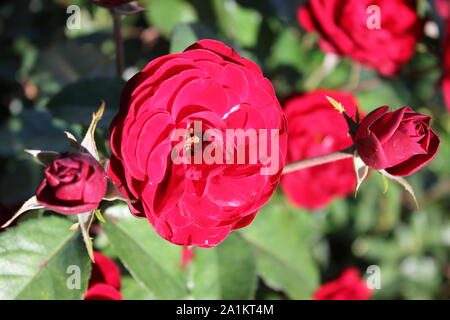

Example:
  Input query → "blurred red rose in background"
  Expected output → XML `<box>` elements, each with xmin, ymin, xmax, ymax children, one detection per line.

<box><xmin>0</xmin><ymin>203</ymin><xmax>18</xmax><ymax>231</ymax></box>
<box><xmin>313</xmin><ymin>268</ymin><xmax>372</xmax><ymax>300</ymax></box>
<box><xmin>180</xmin><ymin>246</ymin><xmax>195</xmax><ymax>269</ymax></box>
<box><xmin>281</xmin><ymin>90</ymin><xmax>358</xmax><ymax>209</ymax></box>
<box><xmin>84</xmin><ymin>283</ymin><xmax>123</xmax><ymax>300</ymax></box>
<box><xmin>36</xmin><ymin>152</ymin><xmax>107</xmax><ymax>215</ymax></box>
<box><xmin>298</xmin><ymin>0</ymin><xmax>423</xmax><ymax>76</ymax></box>
<box><xmin>108</xmin><ymin>39</ymin><xmax>287</xmax><ymax>248</ymax></box>
<box><xmin>354</xmin><ymin>106</ymin><xmax>440</xmax><ymax>176</ymax></box>
<box><xmin>84</xmin><ymin>251</ymin><xmax>123</xmax><ymax>300</ymax></box>
<box><xmin>89</xmin><ymin>251</ymin><xmax>122</xmax><ymax>290</ymax></box>
<box><xmin>436</xmin><ymin>0</ymin><xmax>450</xmax><ymax>20</ymax></box>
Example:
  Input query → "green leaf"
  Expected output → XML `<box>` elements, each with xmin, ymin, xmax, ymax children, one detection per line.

<box><xmin>46</xmin><ymin>78</ymin><xmax>125</xmax><ymax>129</ymax></box>
<box><xmin>170</xmin><ymin>23</ymin><xmax>199</xmax><ymax>54</ymax></box>
<box><xmin>121</xmin><ymin>276</ymin><xmax>154</xmax><ymax>300</ymax></box>
<box><xmin>191</xmin><ymin>233</ymin><xmax>257</xmax><ymax>299</ymax></box>
<box><xmin>0</xmin><ymin>216</ymin><xmax>91</xmax><ymax>299</ymax></box>
<box><xmin>145</xmin><ymin>0</ymin><xmax>198</xmax><ymax>38</ymax></box>
<box><xmin>416</xmin><ymin>0</ymin><xmax>428</xmax><ymax>17</ymax></box>
<box><xmin>103</xmin><ymin>215</ymin><xmax>188</xmax><ymax>299</ymax></box>
<box><xmin>212</xmin><ymin>0</ymin><xmax>262</xmax><ymax>47</ymax></box>
<box><xmin>239</xmin><ymin>201</ymin><xmax>319</xmax><ymax>299</ymax></box>
<box><xmin>268</xmin><ymin>28</ymin><xmax>303</xmax><ymax>70</ymax></box>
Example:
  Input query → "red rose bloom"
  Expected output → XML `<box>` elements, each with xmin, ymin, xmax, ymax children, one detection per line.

<box><xmin>108</xmin><ymin>39</ymin><xmax>287</xmax><ymax>248</ymax></box>
<box><xmin>298</xmin><ymin>0</ymin><xmax>422</xmax><ymax>76</ymax></box>
<box><xmin>281</xmin><ymin>90</ymin><xmax>358</xmax><ymax>209</ymax></box>
<box><xmin>313</xmin><ymin>268</ymin><xmax>372</xmax><ymax>300</ymax></box>
<box><xmin>36</xmin><ymin>152</ymin><xmax>107</xmax><ymax>214</ymax></box>
<box><xmin>85</xmin><ymin>251</ymin><xmax>123</xmax><ymax>300</ymax></box>
<box><xmin>354</xmin><ymin>106</ymin><xmax>440</xmax><ymax>176</ymax></box>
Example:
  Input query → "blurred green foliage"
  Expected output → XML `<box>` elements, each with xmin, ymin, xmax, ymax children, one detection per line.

<box><xmin>0</xmin><ymin>0</ymin><xmax>448</xmax><ymax>300</ymax></box>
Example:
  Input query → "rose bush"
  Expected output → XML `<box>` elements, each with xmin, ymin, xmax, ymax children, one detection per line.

<box><xmin>354</xmin><ymin>106</ymin><xmax>440</xmax><ymax>176</ymax></box>
<box><xmin>108</xmin><ymin>39</ymin><xmax>287</xmax><ymax>248</ymax></box>
<box><xmin>281</xmin><ymin>90</ymin><xmax>359</xmax><ymax>209</ymax></box>
<box><xmin>298</xmin><ymin>0</ymin><xmax>423</xmax><ymax>76</ymax></box>
<box><xmin>36</xmin><ymin>152</ymin><xmax>107</xmax><ymax>214</ymax></box>
<box><xmin>313</xmin><ymin>268</ymin><xmax>372</xmax><ymax>300</ymax></box>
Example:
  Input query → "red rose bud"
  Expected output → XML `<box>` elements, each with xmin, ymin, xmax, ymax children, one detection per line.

<box><xmin>281</xmin><ymin>90</ymin><xmax>359</xmax><ymax>209</ymax></box>
<box><xmin>313</xmin><ymin>268</ymin><xmax>372</xmax><ymax>300</ymax></box>
<box><xmin>91</xmin><ymin>0</ymin><xmax>133</xmax><ymax>8</ymax></box>
<box><xmin>298</xmin><ymin>0</ymin><xmax>422</xmax><ymax>76</ymax></box>
<box><xmin>108</xmin><ymin>39</ymin><xmax>287</xmax><ymax>248</ymax></box>
<box><xmin>36</xmin><ymin>152</ymin><xmax>107</xmax><ymax>214</ymax></box>
<box><xmin>85</xmin><ymin>251</ymin><xmax>123</xmax><ymax>300</ymax></box>
<box><xmin>354</xmin><ymin>107</ymin><xmax>440</xmax><ymax>176</ymax></box>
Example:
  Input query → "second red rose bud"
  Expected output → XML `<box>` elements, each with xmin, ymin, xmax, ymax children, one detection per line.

<box><xmin>354</xmin><ymin>106</ymin><xmax>440</xmax><ymax>176</ymax></box>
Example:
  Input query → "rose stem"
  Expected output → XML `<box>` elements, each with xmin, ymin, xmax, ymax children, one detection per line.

<box><xmin>111</xmin><ymin>8</ymin><xmax>124</xmax><ymax>77</ymax></box>
<box><xmin>282</xmin><ymin>147</ymin><xmax>354</xmax><ymax>174</ymax></box>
